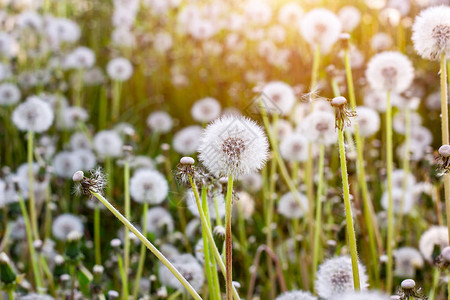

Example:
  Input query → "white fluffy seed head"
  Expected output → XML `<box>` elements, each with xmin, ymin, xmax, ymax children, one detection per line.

<box><xmin>0</xmin><ymin>83</ymin><xmax>21</xmax><ymax>106</ymax></box>
<box><xmin>191</xmin><ymin>97</ymin><xmax>221</xmax><ymax>123</ymax></box>
<box><xmin>130</xmin><ymin>169</ymin><xmax>168</xmax><ymax>204</ymax></box>
<box><xmin>419</xmin><ymin>226</ymin><xmax>449</xmax><ymax>262</ymax></box>
<box><xmin>94</xmin><ymin>130</ymin><xmax>123</xmax><ymax>158</ymax></box>
<box><xmin>278</xmin><ymin>192</ymin><xmax>308</xmax><ymax>219</ymax></box>
<box><xmin>381</xmin><ymin>188</ymin><xmax>416</xmax><ymax>215</ymax></box>
<box><xmin>187</xmin><ymin>189</ymin><xmax>225</xmax><ymax>220</ymax></box>
<box><xmin>315</xmin><ymin>256</ymin><xmax>368</xmax><ymax>299</ymax></box>
<box><xmin>353</xmin><ymin>106</ymin><xmax>380</xmax><ymax>137</ymax></box>
<box><xmin>261</xmin><ymin>81</ymin><xmax>296</xmax><ymax>116</ymax></box>
<box><xmin>366</xmin><ymin>51</ymin><xmax>414</xmax><ymax>93</ymax></box>
<box><xmin>280</xmin><ymin>133</ymin><xmax>309</xmax><ymax>162</ymax></box>
<box><xmin>394</xmin><ymin>247</ymin><xmax>424</xmax><ymax>277</ymax></box>
<box><xmin>172</xmin><ymin>125</ymin><xmax>203</xmax><ymax>155</ymax></box>
<box><xmin>106</xmin><ymin>57</ymin><xmax>133</xmax><ymax>81</ymax></box>
<box><xmin>302</xmin><ymin>111</ymin><xmax>337</xmax><ymax>145</ymax></box>
<box><xmin>146</xmin><ymin>111</ymin><xmax>173</xmax><ymax>133</ymax></box>
<box><xmin>52</xmin><ymin>213</ymin><xmax>84</xmax><ymax>241</ymax></box>
<box><xmin>144</xmin><ymin>207</ymin><xmax>174</xmax><ymax>236</ymax></box>
<box><xmin>441</xmin><ymin>246</ymin><xmax>450</xmax><ymax>262</ymax></box>
<box><xmin>299</xmin><ymin>8</ymin><xmax>342</xmax><ymax>54</ymax></box>
<box><xmin>412</xmin><ymin>6</ymin><xmax>450</xmax><ymax>60</ymax></box>
<box><xmin>159</xmin><ymin>254</ymin><xmax>204</xmax><ymax>291</ymax></box>
<box><xmin>338</xmin><ymin>6</ymin><xmax>361</xmax><ymax>32</ymax></box>
<box><xmin>12</xmin><ymin>96</ymin><xmax>54</xmax><ymax>133</ymax></box>
<box><xmin>198</xmin><ymin>116</ymin><xmax>269</xmax><ymax>178</ymax></box>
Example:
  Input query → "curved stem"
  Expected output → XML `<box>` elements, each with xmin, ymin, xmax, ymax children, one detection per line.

<box><xmin>90</xmin><ymin>192</ymin><xmax>202</xmax><ymax>300</ymax></box>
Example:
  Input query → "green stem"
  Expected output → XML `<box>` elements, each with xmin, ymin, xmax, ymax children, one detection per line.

<box><xmin>201</xmin><ymin>187</ymin><xmax>215</xmax><ymax>300</ymax></box>
<box><xmin>338</xmin><ymin>128</ymin><xmax>360</xmax><ymax>290</ymax></box>
<box><xmin>386</xmin><ymin>90</ymin><xmax>394</xmax><ymax>293</ymax></box>
<box><xmin>132</xmin><ymin>202</ymin><xmax>148</xmax><ymax>299</ymax></box>
<box><xmin>112</xmin><ymin>80</ymin><xmax>122</xmax><ymax>121</ymax></box>
<box><xmin>116</xmin><ymin>253</ymin><xmax>127</xmax><ymax>300</ymax></box>
<box><xmin>8</xmin><ymin>290</ymin><xmax>14</xmax><ymax>300</ymax></box>
<box><xmin>312</xmin><ymin>145</ymin><xmax>325</xmax><ymax>288</ymax></box>
<box><xmin>90</xmin><ymin>191</ymin><xmax>202</xmax><ymax>300</ymax></box>
<box><xmin>18</xmin><ymin>194</ymin><xmax>43</xmax><ymax>293</ymax></box>
<box><xmin>27</xmin><ymin>130</ymin><xmax>39</xmax><ymax>240</ymax></box>
<box><xmin>225</xmin><ymin>175</ymin><xmax>234</xmax><ymax>300</ymax></box>
<box><xmin>94</xmin><ymin>205</ymin><xmax>101</xmax><ymax>265</ymax></box>
<box><xmin>187</xmin><ymin>176</ymin><xmax>240</xmax><ymax>300</ymax></box>
<box><xmin>123</xmin><ymin>160</ymin><xmax>130</xmax><ymax>298</ymax></box>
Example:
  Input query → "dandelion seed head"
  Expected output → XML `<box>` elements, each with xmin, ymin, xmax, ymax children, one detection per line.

<box><xmin>261</xmin><ymin>81</ymin><xmax>296</xmax><ymax>116</ymax></box>
<box><xmin>53</xmin><ymin>151</ymin><xmax>83</xmax><ymax>179</ymax></box>
<box><xmin>186</xmin><ymin>189</ymin><xmax>225</xmax><ymax>220</ymax></box>
<box><xmin>238</xmin><ymin>172</ymin><xmax>263</xmax><ymax>192</ymax></box>
<box><xmin>381</xmin><ymin>188</ymin><xmax>416</xmax><ymax>215</ymax></box>
<box><xmin>159</xmin><ymin>254</ymin><xmax>204</xmax><ymax>291</ymax></box>
<box><xmin>58</xmin><ymin>106</ymin><xmax>89</xmax><ymax>130</ymax></box>
<box><xmin>64</xmin><ymin>46</ymin><xmax>96</xmax><ymax>70</ymax></box>
<box><xmin>12</xmin><ymin>96</ymin><xmax>54</xmax><ymax>133</ymax></box>
<box><xmin>300</xmin><ymin>9</ymin><xmax>342</xmax><ymax>54</ymax></box>
<box><xmin>94</xmin><ymin>130</ymin><xmax>123</xmax><ymax>158</ymax></box>
<box><xmin>173</xmin><ymin>125</ymin><xmax>203</xmax><ymax>155</ymax></box>
<box><xmin>412</xmin><ymin>6</ymin><xmax>450</xmax><ymax>60</ymax></box>
<box><xmin>146</xmin><ymin>111</ymin><xmax>173</xmax><ymax>133</ymax></box>
<box><xmin>73</xmin><ymin>149</ymin><xmax>97</xmax><ymax>171</ymax></box>
<box><xmin>419</xmin><ymin>226</ymin><xmax>449</xmax><ymax>262</ymax></box>
<box><xmin>315</xmin><ymin>255</ymin><xmax>368</xmax><ymax>299</ymax></box>
<box><xmin>394</xmin><ymin>247</ymin><xmax>424</xmax><ymax>277</ymax></box>
<box><xmin>52</xmin><ymin>213</ymin><xmax>84</xmax><ymax>241</ymax></box>
<box><xmin>302</xmin><ymin>111</ymin><xmax>337</xmax><ymax>145</ymax></box>
<box><xmin>106</xmin><ymin>57</ymin><xmax>133</xmax><ymax>81</ymax></box>
<box><xmin>0</xmin><ymin>83</ymin><xmax>20</xmax><ymax>106</ymax></box>
<box><xmin>143</xmin><ymin>206</ymin><xmax>174</xmax><ymax>236</ymax></box>
<box><xmin>353</xmin><ymin>106</ymin><xmax>380</xmax><ymax>137</ymax></box>
<box><xmin>278</xmin><ymin>2</ymin><xmax>303</xmax><ymax>26</ymax></box>
<box><xmin>278</xmin><ymin>191</ymin><xmax>309</xmax><ymax>219</ymax></box>
<box><xmin>130</xmin><ymin>169</ymin><xmax>168</xmax><ymax>204</ymax></box>
<box><xmin>280</xmin><ymin>133</ymin><xmax>308</xmax><ymax>162</ymax></box>
<box><xmin>371</xmin><ymin>33</ymin><xmax>393</xmax><ymax>52</ymax></box>
<box><xmin>191</xmin><ymin>97</ymin><xmax>221</xmax><ymax>123</ymax></box>
<box><xmin>366</xmin><ymin>51</ymin><xmax>414</xmax><ymax>93</ymax></box>
<box><xmin>198</xmin><ymin>116</ymin><xmax>269</xmax><ymax>178</ymax></box>
<box><xmin>338</xmin><ymin>6</ymin><xmax>361</xmax><ymax>32</ymax></box>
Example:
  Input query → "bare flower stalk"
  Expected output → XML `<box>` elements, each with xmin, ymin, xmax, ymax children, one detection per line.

<box><xmin>386</xmin><ymin>90</ymin><xmax>394</xmax><ymax>293</ymax></box>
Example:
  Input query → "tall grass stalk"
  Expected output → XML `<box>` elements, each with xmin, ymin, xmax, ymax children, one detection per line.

<box><xmin>112</xmin><ymin>80</ymin><xmax>122</xmax><ymax>121</ymax></box>
<box><xmin>225</xmin><ymin>174</ymin><xmax>234</xmax><ymax>300</ymax></box>
<box><xmin>90</xmin><ymin>191</ymin><xmax>203</xmax><ymax>300</ymax></box>
<box><xmin>122</xmin><ymin>159</ymin><xmax>130</xmax><ymax>298</ymax></box>
<box><xmin>338</xmin><ymin>124</ymin><xmax>360</xmax><ymax>290</ymax></box>
<box><xmin>343</xmin><ymin>48</ymin><xmax>381</xmax><ymax>285</ymax></box>
<box><xmin>27</xmin><ymin>130</ymin><xmax>39</xmax><ymax>240</ymax></box>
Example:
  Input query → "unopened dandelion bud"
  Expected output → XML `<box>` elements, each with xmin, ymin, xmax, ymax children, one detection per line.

<box><xmin>93</xmin><ymin>265</ymin><xmax>104</xmax><ymax>276</ymax></box>
<box><xmin>149</xmin><ymin>275</ymin><xmax>157</xmax><ymax>282</ymax></box>
<box><xmin>214</xmin><ymin>225</ymin><xmax>226</xmax><ymax>238</ymax></box>
<box><xmin>401</xmin><ymin>279</ymin><xmax>415</xmax><ymax>290</ymax></box>
<box><xmin>72</xmin><ymin>170</ymin><xmax>84</xmax><ymax>182</ymax></box>
<box><xmin>180</xmin><ymin>157</ymin><xmax>195</xmax><ymax>165</ymax></box>
<box><xmin>439</xmin><ymin>145</ymin><xmax>450</xmax><ymax>157</ymax></box>
<box><xmin>0</xmin><ymin>252</ymin><xmax>16</xmax><ymax>285</ymax></box>
<box><xmin>331</xmin><ymin>96</ymin><xmax>347</xmax><ymax>107</ymax></box>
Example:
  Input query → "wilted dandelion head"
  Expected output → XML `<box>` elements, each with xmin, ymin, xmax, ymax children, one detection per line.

<box><xmin>419</xmin><ymin>226</ymin><xmax>449</xmax><ymax>262</ymax></box>
<box><xmin>315</xmin><ymin>256</ymin><xmax>368</xmax><ymax>299</ymax></box>
<box><xmin>158</xmin><ymin>254</ymin><xmax>204</xmax><ymax>291</ymax></box>
<box><xmin>146</xmin><ymin>111</ymin><xmax>173</xmax><ymax>134</ymax></box>
<box><xmin>278</xmin><ymin>191</ymin><xmax>309</xmax><ymax>219</ymax></box>
<box><xmin>106</xmin><ymin>57</ymin><xmax>133</xmax><ymax>81</ymax></box>
<box><xmin>144</xmin><ymin>206</ymin><xmax>174</xmax><ymax>236</ymax></box>
<box><xmin>339</xmin><ymin>291</ymin><xmax>390</xmax><ymax>300</ymax></box>
<box><xmin>0</xmin><ymin>83</ymin><xmax>20</xmax><ymax>106</ymax></box>
<box><xmin>12</xmin><ymin>96</ymin><xmax>54</xmax><ymax>133</ymax></box>
<box><xmin>366</xmin><ymin>51</ymin><xmax>414</xmax><ymax>93</ymax></box>
<box><xmin>280</xmin><ymin>133</ymin><xmax>309</xmax><ymax>162</ymax></box>
<box><xmin>173</xmin><ymin>125</ymin><xmax>203</xmax><ymax>155</ymax></box>
<box><xmin>412</xmin><ymin>5</ymin><xmax>450</xmax><ymax>60</ymax></box>
<box><xmin>198</xmin><ymin>116</ymin><xmax>269</xmax><ymax>178</ymax></box>
<box><xmin>52</xmin><ymin>213</ymin><xmax>84</xmax><ymax>241</ymax></box>
<box><xmin>191</xmin><ymin>97</ymin><xmax>221</xmax><ymax>123</ymax></box>
<box><xmin>261</xmin><ymin>81</ymin><xmax>296</xmax><ymax>116</ymax></box>
<box><xmin>130</xmin><ymin>169</ymin><xmax>168</xmax><ymax>204</ymax></box>
<box><xmin>300</xmin><ymin>8</ymin><xmax>342</xmax><ymax>54</ymax></box>
<box><xmin>275</xmin><ymin>290</ymin><xmax>317</xmax><ymax>300</ymax></box>
<box><xmin>93</xmin><ymin>130</ymin><xmax>123</xmax><ymax>158</ymax></box>
<box><xmin>394</xmin><ymin>247</ymin><xmax>424</xmax><ymax>278</ymax></box>
<box><xmin>302</xmin><ymin>111</ymin><xmax>337</xmax><ymax>145</ymax></box>
<box><xmin>346</xmin><ymin>107</ymin><xmax>378</xmax><ymax>139</ymax></box>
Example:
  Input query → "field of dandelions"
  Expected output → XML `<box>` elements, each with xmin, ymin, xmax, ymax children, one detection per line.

<box><xmin>2</xmin><ymin>0</ymin><xmax>450</xmax><ymax>299</ymax></box>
